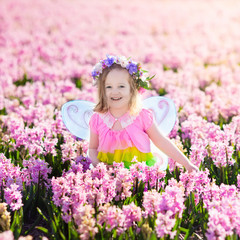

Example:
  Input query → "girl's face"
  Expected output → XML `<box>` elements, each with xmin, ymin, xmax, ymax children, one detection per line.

<box><xmin>105</xmin><ymin>69</ymin><xmax>131</xmax><ymax>112</ymax></box>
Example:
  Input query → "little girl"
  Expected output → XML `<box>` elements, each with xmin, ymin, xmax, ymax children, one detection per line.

<box><xmin>89</xmin><ymin>55</ymin><xmax>198</xmax><ymax>172</ymax></box>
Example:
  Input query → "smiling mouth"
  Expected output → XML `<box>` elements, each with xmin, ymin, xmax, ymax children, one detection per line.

<box><xmin>111</xmin><ymin>97</ymin><xmax>122</xmax><ymax>101</ymax></box>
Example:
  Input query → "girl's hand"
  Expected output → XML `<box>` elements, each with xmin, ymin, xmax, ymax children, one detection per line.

<box><xmin>185</xmin><ymin>162</ymin><xmax>199</xmax><ymax>173</ymax></box>
<box><xmin>91</xmin><ymin>158</ymin><xmax>100</xmax><ymax>167</ymax></box>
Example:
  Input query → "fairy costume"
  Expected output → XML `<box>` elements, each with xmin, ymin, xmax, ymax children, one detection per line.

<box><xmin>61</xmin><ymin>55</ymin><xmax>177</xmax><ymax>170</ymax></box>
<box><xmin>89</xmin><ymin>108</ymin><xmax>156</xmax><ymax>168</ymax></box>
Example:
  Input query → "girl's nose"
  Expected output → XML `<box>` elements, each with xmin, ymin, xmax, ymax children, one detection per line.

<box><xmin>112</xmin><ymin>88</ymin><xmax>119</xmax><ymax>94</ymax></box>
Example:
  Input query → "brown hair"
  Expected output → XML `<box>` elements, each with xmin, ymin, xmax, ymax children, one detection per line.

<box><xmin>94</xmin><ymin>63</ymin><xmax>141</xmax><ymax>115</ymax></box>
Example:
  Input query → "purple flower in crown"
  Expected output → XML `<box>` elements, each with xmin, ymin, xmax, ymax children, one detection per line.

<box><xmin>104</xmin><ymin>55</ymin><xmax>116</xmax><ymax>67</ymax></box>
<box><xmin>91</xmin><ymin>70</ymin><xmax>98</xmax><ymax>79</ymax></box>
<box><xmin>126</xmin><ymin>62</ymin><xmax>138</xmax><ymax>75</ymax></box>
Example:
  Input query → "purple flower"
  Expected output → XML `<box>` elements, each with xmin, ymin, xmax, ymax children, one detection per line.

<box><xmin>104</xmin><ymin>55</ymin><xmax>116</xmax><ymax>67</ymax></box>
<box><xmin>75</xmin><ymin>155</ymin><xmax>91</xmax><ymax>172</ymax></box>
<box><xmin>91</xmin><ymin>70</ymin><xmax>97</xmax><ymax>79</ymax></box>
<box><xmin>126</xmin><ymin>62</ymin><xmax>138</xmax><ymax>75</ymax></box>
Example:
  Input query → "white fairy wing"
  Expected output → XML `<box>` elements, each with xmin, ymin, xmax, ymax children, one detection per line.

<box><xmin>151</xmin><ymin>144</ymin><xmax>169</xmax><ymax>170</ymax></box>
<box><xmin>143</xmin><ymin>96</ymin><xmax>177</xmax><ymax>170</ymax></box>
<box><xmin>142</xmin><ymin>96</ymin><xmax>177</xmax><ymax>136</ymax></box>
<box><xmin>61</xmin><ymin>100</ymin><xmax>95</xmax><ymax>140</ymax></box>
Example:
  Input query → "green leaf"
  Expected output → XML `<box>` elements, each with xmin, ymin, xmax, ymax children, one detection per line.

<box><xmin>112</xmin><ymin>229</ymin><xmax>117</xmax><ymax>238</ymax></box>
<box><xmin>59</xmin><ymin>229</ymin><xmax>67</xmax><ymax>240</ymax></box>
<box><xmin>158</xmin><ymin>88</ymin><xmax>167</xmax><ymax>96</ymax></box>
<box><xmin>75</xmin><ymin>78</ymin><xmax>82</xmax><ymax>89</ymax></box>
<box><xmin>36</xmin><ymin>226</ymin><xmax>49</xmax><ymax>234</ymax></box>
<box><xmin>37</xmin><ymin>207</ymin><xmax>48</xmax><ymax>222</ymax></box>
<box><xmin>68</xmin><ymin>221</ymin><xmax>79</xmax><ymax>239</ymax></box>
<box><xmin>119</xmin><ymin>234</ymin><xmax>124</xmax><ymax>240</ymax></box>
<box><xmin>23</xmin><ymin>184</ymin><xmax>35</xmax><ymax>214</ymax></box>
<box><xmin>24</xmin><ymin>214</ymin><xmax>42</xmax><ymax>235</ymax></box>
<box><xmin>148</xmin><ymin>74</ymin><xmax>155</xmax><ymax>80</ymax></box>
<box><xmin>13</xmin><ymin>73</ymin><xmax>33</xmax><ymax>86</ymax></box>
<box><xmin>0</xmin><ymin>107</ymin><xmax>7</xmax><ymax>115</ymax></box>
<box><xmin>97</xmin><ymin>224</ymin><xmax>104</xmax><ymax>240</ymax></box>
<box><xmin>128</xmin><ymin>226</ymin><xmax>134</xmax><ymax>238</ymax></box>
<box><xmin>163</xmin><ymin>65</ymin><xmax>170</xmax><ymax>71</ymax></box>
<box><xmin>150</xmin><ymin>232</ymin><xmax>158</xmax><ymax>240</ymax></box>
<box><xmin>10</xmin><ymin>208</ymin><xmax>23</xmax><ymax>239</ymax></box>
<box><xmin>179</xmin><ymin>227</ymin><xmax>189</xmax><ymax>233</ymax></box>
<box><xmin>123</xmin><ymin>195</ymin><xmax>137</xmax><ymax>205</ymax></box>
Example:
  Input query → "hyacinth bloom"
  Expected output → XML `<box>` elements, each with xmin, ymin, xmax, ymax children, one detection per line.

<box><xmin>206</xmin><ymin>194</ymin><xmax>240</xmax><ymax>239</ymax></box>
<box><xmin>4</xmin><ymin>183</ymin><xmax>23</xmax><ymax>211</ymax></box>
<box><xmin>51</xmin><ymin>161</ymin><xmax>180</xmax><ymax>237</ymax></box>
<box><xmin>52</xmin><ymin>161</ymin><xmax>166</xmax><ymax>213</ymax></box>
<box><xmin>97</xmin><ymin>202</ymin><xmax>142</xmax><ymax>236</ymax></box>
<box><xmin>0</xmin><ymin>153</ymin><xmax>23</xmax><ymax>190</ymax></box>
<box><xmin>179</xmin><ymin>170</ymin><xmax>211</xmax><ymax>204</ymax></box>
<box><xmin>155</xmin><ymin>211</ymin><xmax>176</xmax><ymax>239</ymax></box>
<box><xmin>122</xmin><ymin>203</ymin><xmax>142</xmax><ymax>229</ymax></box>
<box><xmin>22</xmin><ymin>158</ymin><xmax>52</xmax><ymax>186</ymax></box>
<box><xmin>143</xmin><ymin>185</ymin><xmax>185</xmax><ymax>219</ymax></box>
<box><xmin>113</xmin><ymin>163</ymin><xmax>134</xmax><ymax>201</ymax></box>
<box><xmin>74</xmin><ymin>204</ymin><xmax>98</xmax><ymax>240</ymax></box>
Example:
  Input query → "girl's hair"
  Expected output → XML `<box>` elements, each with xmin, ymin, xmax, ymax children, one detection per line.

<box><xmin>94</xmin><ymin>63</ymin><xmax>141</xmax><ymax>115</ymax></box>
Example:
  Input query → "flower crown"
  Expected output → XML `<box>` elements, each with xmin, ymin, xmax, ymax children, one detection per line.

<box><xmin>91</xmin><ymin>55</ymin><xmax>154</xmax><ymax>90</ymax></box>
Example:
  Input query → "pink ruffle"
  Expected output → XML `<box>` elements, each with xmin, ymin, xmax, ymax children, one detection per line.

<box><xmin>89</xmin><ymin>108</ymin><xmax>154</xmax><ymax>154</ymax></box>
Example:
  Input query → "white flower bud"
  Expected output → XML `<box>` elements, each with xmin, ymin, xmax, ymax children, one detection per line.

<box><xmin>117</xmin><ymin>56</ymin><xmax>129</xmax><ymax>68</ymax></box>
<box><xmin>93</xmin><ymin>62</ymin><xmax>103</xmax><ymax>74</ymax></box>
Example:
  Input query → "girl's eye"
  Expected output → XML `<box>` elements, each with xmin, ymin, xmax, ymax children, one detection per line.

<box><xmin>119</xmin><ymin>85</ymin><xmax>125</xmax><ymax>88</ymax></box>
<box><xmin>106</xmin><ymin>86</ymin><xmax>112</xmax><ymax>89</ymax></box>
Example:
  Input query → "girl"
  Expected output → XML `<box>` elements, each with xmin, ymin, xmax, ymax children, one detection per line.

<box><xmin>89</xmin><ymin>55</ymin><xmax>198</xmax><ymax>172</ymax></box>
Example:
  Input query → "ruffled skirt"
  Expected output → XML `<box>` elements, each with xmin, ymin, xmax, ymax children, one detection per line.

<box><xmin>97</xmin><ymin>146</ymin><xmax>156</xmax><ymax>168</ymax></box>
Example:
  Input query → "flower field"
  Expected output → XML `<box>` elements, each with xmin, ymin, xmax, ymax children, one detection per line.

<box><xmin>0</xmin><ymin>0</ymin><xmax>240</xmax><ymax>239</ymax></box>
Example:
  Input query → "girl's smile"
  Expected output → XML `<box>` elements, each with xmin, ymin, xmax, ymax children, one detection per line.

<box><xmin>105</xmin><ymin>69</ymin><xmax>131</xmax><ymax>116</ymax></box>
<box><xmin>111</xmin><ymin>97</ymin><xmax>122</xmax><ymax>101</ymax></box>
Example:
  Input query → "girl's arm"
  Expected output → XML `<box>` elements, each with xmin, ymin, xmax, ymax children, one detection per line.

<box><xmin>88</xmin><ymin>130</ymin><xmax>100</xmax><ymax>167</ymax></box>
<box><xmin>146</xmin><ymin>123</ymin><xmax>198</xmax><ymax>172</ymax></box>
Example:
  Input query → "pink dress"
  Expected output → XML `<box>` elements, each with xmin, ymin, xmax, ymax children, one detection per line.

<box><xmin>89</xmin><ymin>108</ymin><xmax>156</xmax><ymax>168</ymax></box>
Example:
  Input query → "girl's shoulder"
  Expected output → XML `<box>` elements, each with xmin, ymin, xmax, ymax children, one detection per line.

<box><xmin>89</xmin><ymin>112</ymin><xmax>100</xmax><ymax>122</ymax></box>
<box><xmin>89</xmin><ymin>111</ymin><xmax>112</xmax><ymax>133</ymax></box>
<box><xmin>89</xmin><ymin>112</ymin><xmax>100</xmax><ymax>132</ymax></box>
<box><xmin>134</xmin><ymin>108</ymin><xmax>154</xmax><ymax>130</ymax></box>
<box><xmin>90</xmin><ymin>111</ymin><xmax>116</xmax><ymax>129</ymax></box>
<box><xmin>137</xmin><ymin>108</ymin><xmax>153</xmax><ymax>120</ymax></box>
